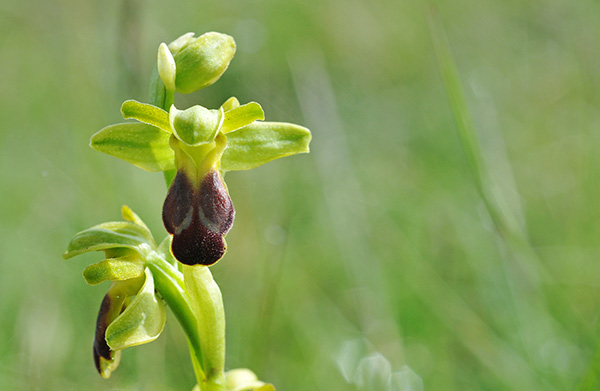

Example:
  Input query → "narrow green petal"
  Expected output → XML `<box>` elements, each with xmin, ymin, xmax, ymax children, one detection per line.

<box><xmin>63</xmin><ymin>221</ymin><xmax>154</xmax><ymax>259</ymax></box>
<box><xmin>90</xmin><ymin>122</ymin><xmax>175</xmax><ymax>172</ymax></box>
<box><xmin>121</xmin><ymin>205</ymin><xmax>150</xmax><ymax>231</ymax></box>
<box><xmin>220</xmin><ymin>96</ymin><xmax>240</xmax><ymax>112</ymax></box>
<box><xmin>83</xmin><ymin>257</ymin><xmax>145</xmax><ymax>285</ymax></box>
<box><xmin>221</xmin><ymin>122</ymin><xmax>311</xmax><ymax>172</ymax></box>
<box><xmin>105</xmin><ymin>268</ymin><xmax>167</xmax><ymax>351</ymax></box>
<box><xmin>120</xmin><ymin>100</ymin><xmax>171</xmax><ymax>133</ymax></box>
<box><xmin>220</xmin><ymin>102</ymin><xmax>265</xmax><ymax>134</ymax></box>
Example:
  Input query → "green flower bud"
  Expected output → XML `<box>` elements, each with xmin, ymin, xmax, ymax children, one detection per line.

<box><xmin>173</xmin><ymin>32</ymin><xmax>236</xmax><ymax>93</ymax></box>
<box><xmin>157</xmin><ymin>43</ymin><xmax>176</xmax><ymax>92</ymax></box>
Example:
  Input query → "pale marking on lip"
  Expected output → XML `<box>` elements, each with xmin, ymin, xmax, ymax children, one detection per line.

<box><xmin>175</xmin><ymin>206</ymin><xmax>194</xmax><ymax>234</ymax></box>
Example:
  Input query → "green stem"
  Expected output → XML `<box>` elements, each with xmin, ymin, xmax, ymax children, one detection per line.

<box><xmin>148</xmin><ymin>65</ymin><xmax>176</xmax><ymax>187</ymax></box>
<box><xmin>145</xmin><ymin>252</ymin><xmax>206</xmax><ymax>385</ymax></box>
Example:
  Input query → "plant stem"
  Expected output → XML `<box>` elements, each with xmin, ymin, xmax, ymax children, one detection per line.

<box><xmin>145</xmin><ymin>252</ymin><xmax>206</xmax><ymax>386</ymax></box>
<box><xmin>148</xmin><ymin>65</ymin><xmax>177</xmax><ymax>187</ymax></box>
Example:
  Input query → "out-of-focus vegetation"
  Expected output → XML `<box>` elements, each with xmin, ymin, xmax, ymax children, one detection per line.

<box><xmin>2</xmin><ymin>0</ymin><xmax>600</xmax><ymax>390</ymax></box>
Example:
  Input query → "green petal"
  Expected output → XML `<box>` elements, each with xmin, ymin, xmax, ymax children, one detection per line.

<box><xmin>120</xmin><ymin>100</ymin><xmax>171</xmax><ymax>133</ymax></box>
<box><xmin>121</xmin><ymin>205</ymin><xmax>150</xmax><ymax>231</ymax></box>
<box><xmin>63</xmin><ymin>221</ymin><xmax>154</xmax><ymax>259</ymax></box>
<box><xmin>105</xmin><ymin>268</ymin><xmax>167</xmax><ymax>351</ymax></box>
<box><xmin>220</xmin><ymin>96</ymin><xmax>240</xmax><ymax>112</ymax></box>
<box><xmin>170</xmin><ymin>105</ymin><xmax>223</xmax><ymax>146</ymax></box>
<box><xmin>221</xmin><ymin>122</ymin><xmax>311</xmax><ymax>172</ymax></box>
<box><xmin>220</xmin><ymin>102</ymin><xmax>265</xmax><ymax>134</ymax></box>
<box><xmin>90</xmin><ymin>122</ymin><xmax>175</xmax><ymax>172</ymax></box>
<box><xmin>83</xmin><ymin>257</ymin><xmax>145</xmax><ymax>285</ymax></box>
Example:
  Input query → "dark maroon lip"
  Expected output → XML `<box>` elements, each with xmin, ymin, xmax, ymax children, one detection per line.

<box><xmin>93</xmin><ymin>291</ymin><xmax>123</xmax><ymax>375</ymax></box>
<box><xmin>162</xmin><ymin>169</ymin><xmax>235</xmax><ymax>266</ymax></box>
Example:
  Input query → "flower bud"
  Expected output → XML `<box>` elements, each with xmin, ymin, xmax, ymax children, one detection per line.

<box><xmin>157</xmin><ymin>43</ymin><xmax>176</xmax><ymax>92</ymax></box>
<box><xmin>173</xmin><ymin>32</ymin><xmax>236</xmax><ymax>93</ymax></box>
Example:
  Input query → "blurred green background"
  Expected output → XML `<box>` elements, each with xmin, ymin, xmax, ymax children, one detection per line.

<box><xmin>2</xmin><ymin>0</ymin><xmax>600</xmax><ymax>390</ymax></box>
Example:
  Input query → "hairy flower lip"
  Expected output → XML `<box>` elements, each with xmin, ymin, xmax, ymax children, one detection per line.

<box><xmin>93</xmin><ymin>285</ymin><xmax>129</xmax><ymax>378</ymax></box>
<box><xmin>162</xmin><ymin>168</ymin><xmax>234</xmax><ymax>266</ymax></box>
<box><xmin>94</xmin><ymin>293</ymin><xmax>115</xmax><ymax>364</ymax></box>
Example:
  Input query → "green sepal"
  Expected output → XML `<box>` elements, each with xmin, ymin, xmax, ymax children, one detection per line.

<box><xmin>170</xmin><ymin>105</ymin><xmax>224</xmax><ymax>146</ymax></box>
<box><xmin>90</xmin><ymin>122</ymin><xmax>174</xmax><ymax>172</ymax></box>
<box><xmin>105</xmin><ymin>268</ymin><xmax>167</xmax><ymax>351</ymax></box>
<box><xmin>221</xmin><ymin>122</ymin><xmax>311</xmax><ymax>172</ymax></box>
<box><xmin>220</xmin><ymin>102</ymin><xmax>265</xmax><ymax>134</ymax></box>
<box><xmin>63</xmin><ymin>221</ymin><xmax>155</xmax><ymax>259</ymax></box>
<box><xmin>220</xmin><ymin>96</ymin><xmax>241</xmax><ymax>112</ymax></box>
<box><xmin>121</xmin><ymin>100</ymin><xmax>171</xmax><ymax>133</ymax></box>
<box><xmin>83</xmin><ymin>257</ymin><xmax>145</xmax><ymax>285</ymax></box>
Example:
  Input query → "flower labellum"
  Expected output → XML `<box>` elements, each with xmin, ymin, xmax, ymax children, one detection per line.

<box><xmin>162</xmin><ymin>168</ymin><xmax>234</xmax><ymax>265</ymax></box>
<box><xmin>93</xmin><ymin>290</ymin><xmax>122</xmax><ymax>378</ymax></box>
